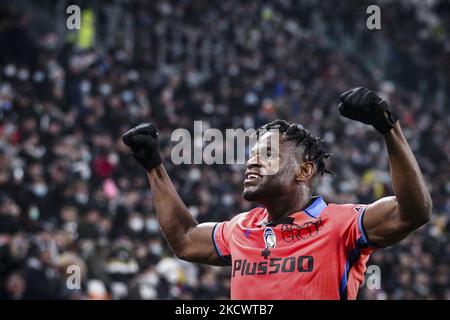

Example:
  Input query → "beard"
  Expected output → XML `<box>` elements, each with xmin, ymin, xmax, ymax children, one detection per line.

<box><xmin>242</xmin><ymin>186</ymin><xmax>261</xmax><ymax>202</ymax></box>
<box><xmin>242</xmin><ymin>176</ymin><xmax>285</xmax><ymax>203</ymax></box>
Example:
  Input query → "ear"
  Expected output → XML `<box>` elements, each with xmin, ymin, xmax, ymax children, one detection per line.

<box><xmin>295</xmin><ymin>161</ymin><xmax>316</xmax><ymax>182</ymax></box>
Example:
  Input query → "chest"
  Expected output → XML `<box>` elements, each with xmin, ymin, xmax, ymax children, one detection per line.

<box><xmin>230</xmin><ymin>216</ymin><xmax>336</xmax><ymax>259</ymax></box>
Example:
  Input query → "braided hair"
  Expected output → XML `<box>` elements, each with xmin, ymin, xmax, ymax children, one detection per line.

<box><xmin>257</xmin><ymin>119</ymin><xmax>333</xmax><ymax>176</ymax></box>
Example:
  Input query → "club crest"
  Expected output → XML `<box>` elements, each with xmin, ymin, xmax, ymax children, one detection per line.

<box><xmin>263</xmin><ymin>227</ymin><xmax>276</xmax><ymax>248</ymax></box>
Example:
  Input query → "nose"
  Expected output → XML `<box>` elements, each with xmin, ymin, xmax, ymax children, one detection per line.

<box><xmin>246</xmin><ymin>152</ymin><xmax>261</xmax><ymax>169</ymax></box>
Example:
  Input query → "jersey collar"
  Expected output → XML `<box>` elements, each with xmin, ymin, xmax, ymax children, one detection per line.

<box><xmin>257</xmin><ymin>196</ymin><xmax>327</xmax><ymax>226</ymax></box>
<box><xmin>303</xmin><ymin>196</ymin><xmax>327</xmax><ymax>219</ymax></box>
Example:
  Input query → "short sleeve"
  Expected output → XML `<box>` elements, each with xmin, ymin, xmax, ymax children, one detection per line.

<box><xmin>212</xmin><ymin>221</ymin><xmax>232</xmax><ymax>265</ymax></box>
<box><xmin>334</xmin><ymin>204</ymin><xmax>378</xmax><ymax>253</ymax></box>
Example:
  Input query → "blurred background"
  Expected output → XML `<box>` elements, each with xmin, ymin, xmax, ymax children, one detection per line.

<box><xmin>0</xmin><ymin>0</ymin><xmax>448</xmax><ymax>300</ymax></box>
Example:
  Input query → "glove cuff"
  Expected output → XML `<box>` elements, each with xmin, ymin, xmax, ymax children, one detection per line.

<box><xmin>373</xmin><ymin>107</ymin><xmax>399</xmax><ymax>134</ymax></box>
<box><xmin>133</xmin><ymin>151</ymin><xmax>162</xmax><ymax>171</ymax></box>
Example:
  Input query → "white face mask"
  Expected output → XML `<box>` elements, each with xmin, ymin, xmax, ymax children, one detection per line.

<box><xmin>129</xmin><ymin>217</ymin><xmax>144</xmax><ymax>232</ymax></box>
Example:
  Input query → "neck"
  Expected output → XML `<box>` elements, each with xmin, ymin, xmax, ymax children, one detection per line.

<box><xmin>262</xmin><ymin>187</ymin><xmax>312</xmax><ymax>221</ymax></box>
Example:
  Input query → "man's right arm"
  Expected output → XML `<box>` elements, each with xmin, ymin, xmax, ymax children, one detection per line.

<box><xmin>122</xmin><ymin>123</ymin><xmax>227</xmax><ymax>266</ymax></box>
<box><xmin>146</xmin><ymin>164</ymin><xmax>227</xmax><ymax>266</ymax></box>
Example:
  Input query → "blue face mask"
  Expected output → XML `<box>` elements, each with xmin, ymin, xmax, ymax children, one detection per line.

<box><xmin>146</xmin><ymin>218</ymin><xmax>159</xmax><ymax>233</ymax></box>
<box><xmin>29</xmin><ymin>206</ymin><xmax>40</xmax><ymax>221</ymax></box>
<box><xmin>32</xmin><ymin>183</ymin><xmax>48</xmax><ymax>198</ymax></box>
<box><xmin>75</xmin><ymin>192</ymin><xmax>89</xmax><ymax>204</ymax></box>
<box><xmin>99</xmin><ymin>83</ymin><xmax>112</xmax><ymax>96</ymax></box>
<box><xmin>149</xmin><ymin>243</ymin><xmax>163</xmax><ymax>256</ymax></box>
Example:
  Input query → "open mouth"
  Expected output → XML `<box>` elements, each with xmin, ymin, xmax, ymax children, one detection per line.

<box><xmin>244</xmin><ymin>172</ymin><xmax>262</xmax><ymax>184</ymax></box>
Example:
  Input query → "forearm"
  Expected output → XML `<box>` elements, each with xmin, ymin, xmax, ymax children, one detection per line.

<box><xmin>384</xmin><ymin>123</ymin><xmax>432</xmax><ymax>224</ymax></box>
<box><xmin>146</xmin><ymin>164</ymin><xmax>198</xmax><ymax>254</ymax></box>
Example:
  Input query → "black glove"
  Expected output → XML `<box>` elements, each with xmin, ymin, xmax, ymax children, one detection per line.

<box><xmin>122</xmin><ymin>123</ymin><xmax>162</xmax><ymax>171</ymax></box>
<box><xmin>338</xmin><ymin>87</ymin><xmax>398</xmax><ymax>134</ymax></box>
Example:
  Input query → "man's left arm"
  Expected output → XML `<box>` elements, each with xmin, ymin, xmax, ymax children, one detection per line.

<box><xmin>339</xmin><ymin>87</ymin><xmax>432</xmax><ymax>248</ymax></box>
<box><xmin>363</xmin><ymin>122</ymin><xmax>432</xmax><ymax>247</ymax></box>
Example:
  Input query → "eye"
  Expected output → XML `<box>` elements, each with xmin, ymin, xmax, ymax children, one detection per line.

<box><xmin>260</xmin><ymin>148</ymin><xmax>271</xmax><ymax>158</ymax></box>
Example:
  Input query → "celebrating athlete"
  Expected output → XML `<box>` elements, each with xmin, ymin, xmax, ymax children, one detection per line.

<box><xmin>122</xmin><ymin>87</ymin><xmax>432</xmax><ymax>299</ymax></box>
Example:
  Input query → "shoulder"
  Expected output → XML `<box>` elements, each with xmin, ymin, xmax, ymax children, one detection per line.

<box><xmin>222</xmin><ymin>207</ymin><xmax>266</xmax><ymax>229</ymax></box>
<box><xmin>326</xmin><ymin>203</ymin><xmax>366</xmax><ymax>214</ymax></box>
<box><xmin>324</xmin><ymin>203</ymin><xmax>367</xmax><ymax>224</ymax></box>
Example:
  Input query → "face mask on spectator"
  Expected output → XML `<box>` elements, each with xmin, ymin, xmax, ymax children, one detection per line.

<box><xmin>29</xmin><ymin>206</ymin><xmax>40</xmax><ymax>220</ymax></box>
<box><xmin>80</xmin><ymin>80</ymin><xmax>91</xmax><ymax>94</ymax></box>
<box><xmin>33</xmin><ymin>71</ymin><xmax>45</xmax><ymax>83</ymax></box>
<box><xmin>145</xmin><ymin>218</ymin><xmax>159</xmax><ymax>233</ymax></box>
<box><xmin>149</xmin><ymin>243</ymin><xmax>162</xmax><ymax>256</ymax></box>
<box><xmin>4</xmin><ymin>64</ymin><xmax>16</xmax><ymax>77</ymax></box>
<box><xmin>222</xmin><ymin>194</ymin><xmax>234</xmax><ymax>207</ymax></box>
<box><xmin>121</xmin><ymin>90</ymin><xmax>134</xmax><ymax>102</ymax></box>
<box><xmin>129</xmin><ymin>217</ymin><xmax>144</xmax><ymax>232</ymax></box>
<box><xmin>99</xmin><ymin>83</ymin><xmax>112</xmax><ymax>96</ymax></box>
<box><xmin>31</xmin><ymin>183</ymin><xmax>48</xmax><ymax>198</ymax></box>
<box><xmin>75</xmin><ymin>192</ymin><xmax>89</xmax><ymax>204</ymax></box>
<box><xmin>17</xmin><ymin>68</ymin><xmax>30</xmax><ymax>81</ymax></box>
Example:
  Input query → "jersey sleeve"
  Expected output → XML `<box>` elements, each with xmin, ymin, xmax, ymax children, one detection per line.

<box><xmin>332</xmin><ymin>204</ymin><xmax>379</xmax><ymax>299</ymax></box>
<box><xmin>212</xmin><ymin>221</ymin><xmax>233</xmax><ymax>265</ymax></box>
<box><xmin>333</xmin><ymin>204</ymin><xmax>378</xmax><ymax>253</ymax></box>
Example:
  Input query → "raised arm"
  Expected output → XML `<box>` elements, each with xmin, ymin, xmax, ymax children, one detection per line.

<box><xmin>362</xmin><ymin>122</ymin><xmax>432</xmax><ymax>247</ymax></box>
<box><xmin>339</xmin><ymin>88</ymin><xmax>432</xmax><ymax>248</ymax></box>
<box><xmin>122</xmin><ymin>123</ymin><xmax>226</xmax><ymax>265</ymax></box>
<box><xmin>146</xmin><ymin>164</ymin><xmax>226</xmax><ymax>265</ymax></box>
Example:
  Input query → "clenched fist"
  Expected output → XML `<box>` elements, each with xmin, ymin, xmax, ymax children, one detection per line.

<box><xmin>338</xmin><ymin>87</ymin><xmax>398</xmax><ymax>134</ymax></box>
<box><xmin>122</xmin><ymin>123</ymin><xmax>162</xmax><ymax>171</ymax></box>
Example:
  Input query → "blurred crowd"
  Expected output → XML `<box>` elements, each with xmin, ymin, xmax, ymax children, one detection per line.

<box><xmin>0</xmin><ymin>0</ymin><xmax>449</xmax><ymax>300</ymax></box>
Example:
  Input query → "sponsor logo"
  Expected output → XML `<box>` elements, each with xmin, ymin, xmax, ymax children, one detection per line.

<box><xmin>281</xmin><ymin>219</ymin><xmax>324</xmax><ymax>243</ymax></box>
<box><xmin>232</xmin><ymin>256</ymin><xmax>314</xmax><ymax>277</ymax></box>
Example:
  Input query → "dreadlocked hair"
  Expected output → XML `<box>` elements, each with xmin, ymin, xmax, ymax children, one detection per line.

<box><xmin>257</xmin><ymin>119</ymin><xmax>333</xmax><ymax>176</ymax></box>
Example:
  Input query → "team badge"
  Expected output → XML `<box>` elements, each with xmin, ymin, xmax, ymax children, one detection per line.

<box><xmin>263</xmin><ymin>227</ymin><xmax>276</xmax><ymax>248</ymax></box>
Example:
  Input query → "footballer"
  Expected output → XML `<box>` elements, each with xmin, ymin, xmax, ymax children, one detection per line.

<box><xmin>122</xmin><ymin>87</ymin><xmax>432</xmax><ymax>300</ymax></box>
